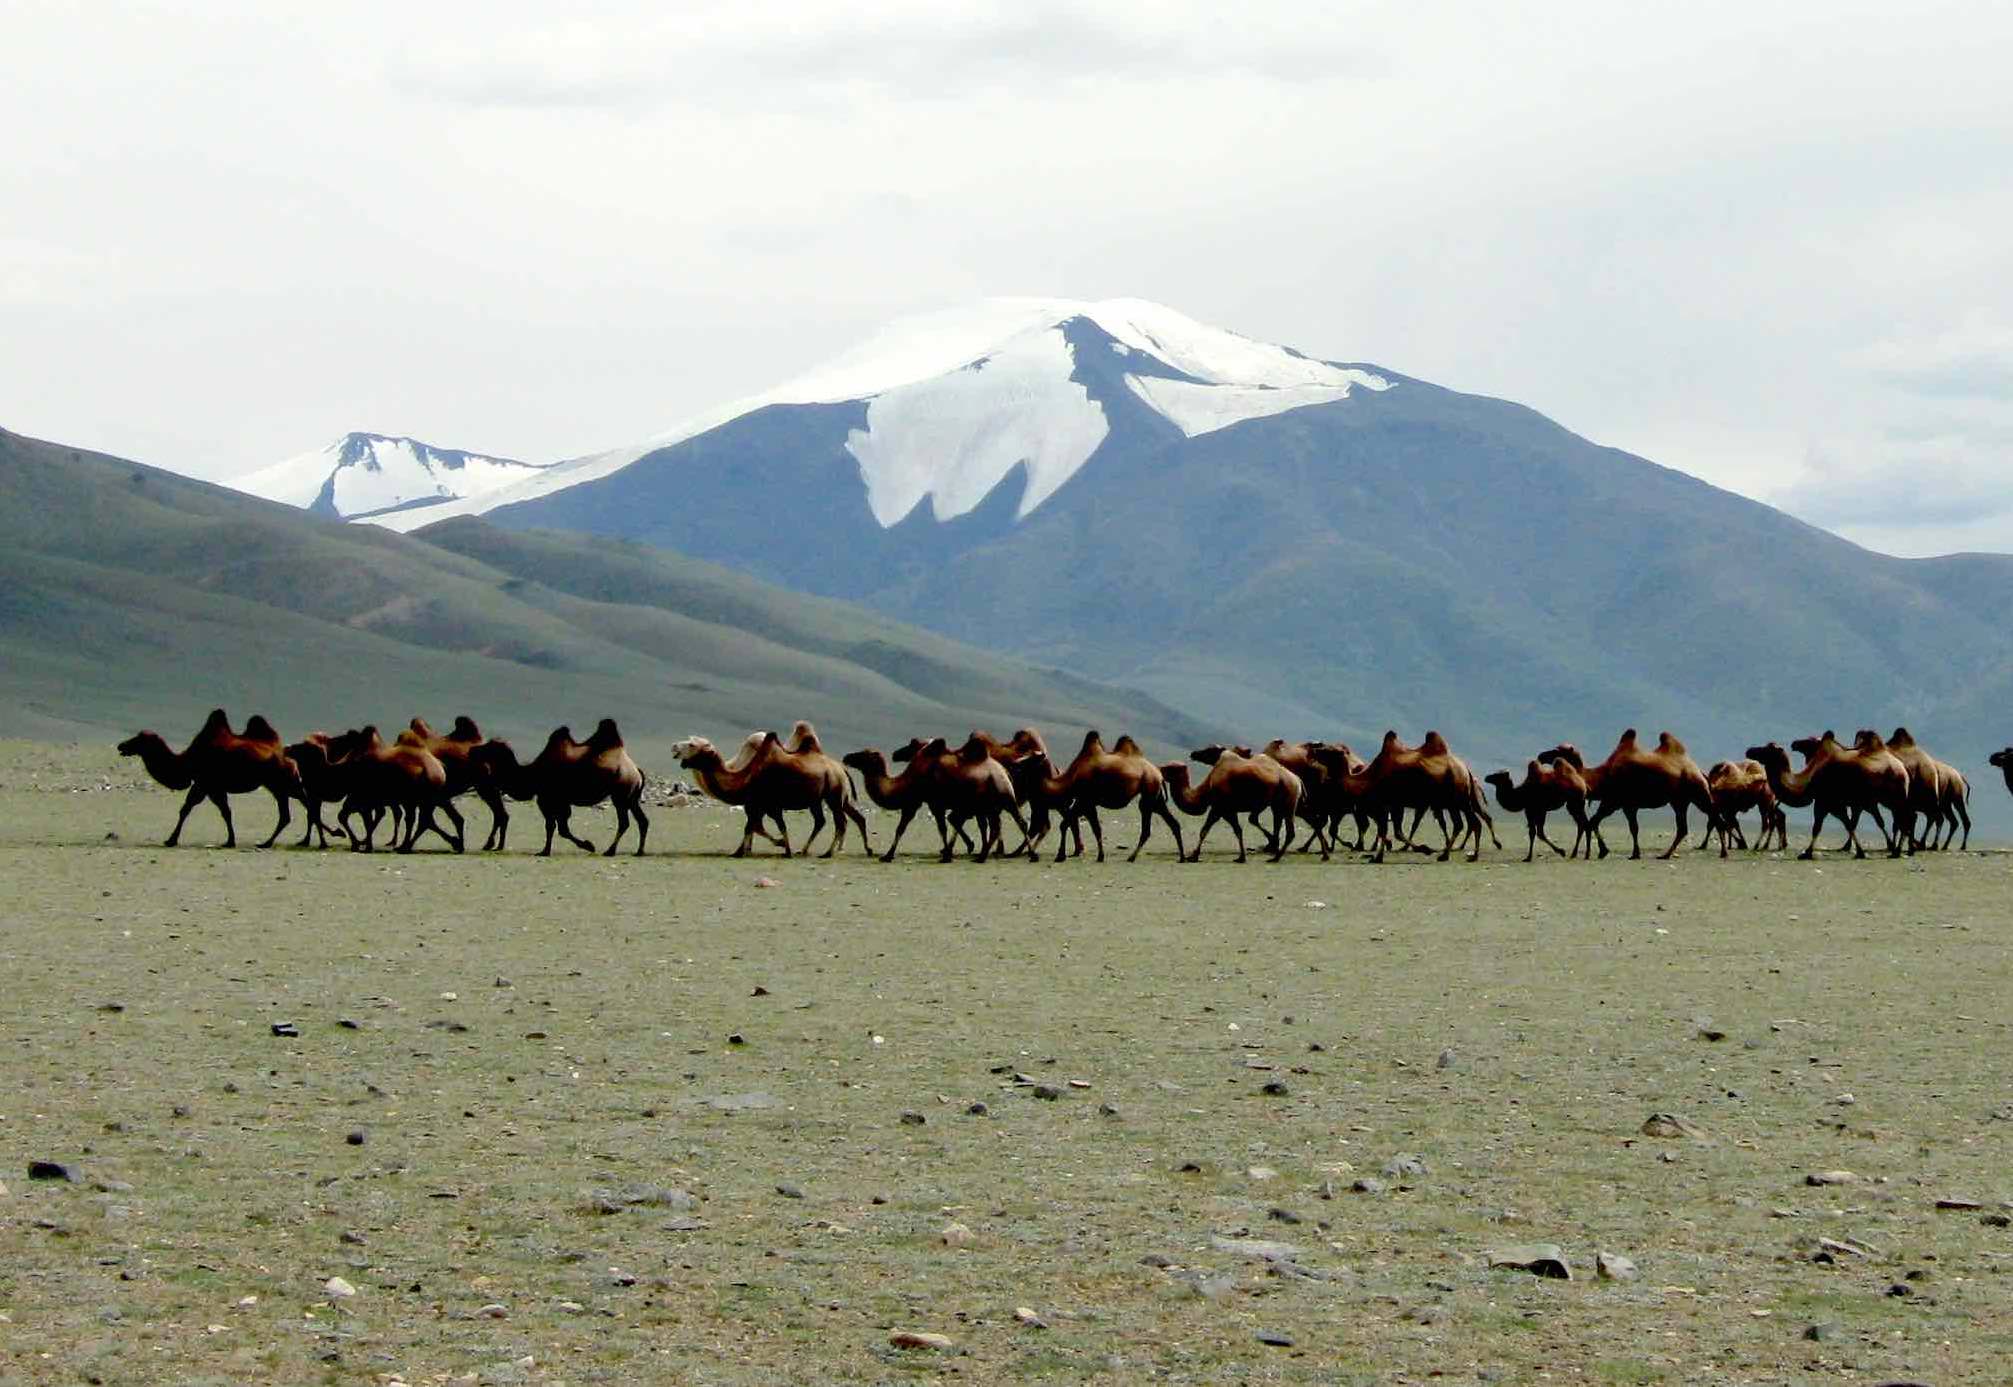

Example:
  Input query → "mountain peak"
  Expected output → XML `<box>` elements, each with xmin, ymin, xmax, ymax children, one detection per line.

<box><xmin>361</xmin><ymin>296</ymin><xmax>1391</xmax><ymax>533</ymax></box>
<box><xmin>237</xmin><ymin>432</ymin><xmax>547</xmax><ymax>519</ymax></box>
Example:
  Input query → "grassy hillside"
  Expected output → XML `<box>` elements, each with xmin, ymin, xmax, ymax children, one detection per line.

<box><xmin>0</xmin><ymin>427</ymin><xmax>1211</xmax><ymax>758</ymax></box>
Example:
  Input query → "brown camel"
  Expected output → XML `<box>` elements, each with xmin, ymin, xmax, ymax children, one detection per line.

<box><xmin>1261</xmin><ymin>738</ymin><xmax>1373</xmax><ymax>853</ymax></box>
<box><xmin>893</xmin><ymin>735</ymin><xmax>1032</xmax><ymax>863</ymax></box>
<box><xmin>1931</xmin><ymin>759</ymin><xmax>1972</xmax><ymax>850</ymax></box>
<box><xmin>1161</xmin><ymin>750</ymin><xmax>1302</xmax><ymax>862</ymax></box>
<box><xmin>1191</xmin><ymin>743</ymin><xmax>1331</xmax><ymax>858</ymax></box>
<box><xmin>1695</xmin><ymin>759</ymin><xmax>1786</xmax><ymax>854</ymax></box>
<box><xmin>985</xmin><ymin>731</ymin><xmax>1089</xmax><ymax>859</ymax></box>
<box><xmin>1746</xmin><ymin>734</ymin><xmax>1911</xmax><ymax>860</ymax></box>
<box><xmin>324</xmin><ymin>726</ymin><xmax>464</xmax><ymax>853</ymax></box>
<box><xmin>283</xmin><ymin>732</ymin><xmax>351</xmax><ymax>848</ymax></box>
<box><xmin>510</xmin><ymin>720</ymin><xmax>649</xmax><ymax>856</ymax></box>
<box><xmin>117</xmin><ymin>709</ymin><xmax>304</xmax><ymax>848</ymax></box>
<box><xmin>399</xmin><ymin>715</ymin><xmax>514</xmax><ymax>851</ymax></box>
<box><xmin>1863</xmin><ymin>728</ymin><xmax>1943</xmax><ymax>850</ymax></box>
<box><xmin>1993</xmin><ymin>749</ymin><xmax>2013</xmax><ymax>808</ymax></box>
<box><xmin>842</xmin><ymin>747</ymin><xmax>941</xmax><ymax>862</ymax></box>
<box><xmin>1024</xmin><ymin>731</ymin><xmax>1186</xmax><ymax>863</ymax></box>
<box><xmin>1540</xmin><ymin>730</ymin><xmax>1713</xmax><ymax>860</ymax></box>
<box><xmin>1875</xmin><ymin>728</ymin><xmax>1971</xmax><ymax>850</ymax></box>
<box><xmin>672</xmin><ymin>730</ymin><xmax>867</xmax><ymax>858</ymax></box>
<box><xmin>1310</xmin><ymin>732</ymin><xmax>1489</xmax><ymax>862</ymax></box>
<box><xmin>1484</xmin><ymin>759</ymin><xmax>1592</xmax><ymax>861</ymax></box>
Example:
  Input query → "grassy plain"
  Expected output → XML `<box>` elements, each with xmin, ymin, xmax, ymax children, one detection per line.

<box><xmin>1</xmin><ymin>742</ymin><xmax>2010</xmax><ymax>1386</ymax></box>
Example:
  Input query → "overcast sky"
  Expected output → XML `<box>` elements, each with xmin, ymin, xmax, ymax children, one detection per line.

<box><xmin>6</xmin><ymin>0</ymin><xmax>2009</xmax><ymax>555</ymax></box>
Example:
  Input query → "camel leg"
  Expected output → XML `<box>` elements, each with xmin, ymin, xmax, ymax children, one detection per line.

<box><xmin>1799</xmin><ymin>806</ymin><xmax>1834</xmax><ymax>861</ymax></box>
<box><xmin>1476</xmin><ymin>805</ymin><xmax>1500</xmax><ymax>850</ymax></box>
<box><xmin>604</xmin><ymin>802</ymin><xmax>630</xmax><ymax>857</ymax></box>
<box><xmin>1268</xmin><ymin>808</ymin><xmax>1293</xmax><ymax>863</ymax></box>
<box><xmin>999</xmin><ymin>804</ymin><xmax>1030</xmax><ymax>864</ymax></box>
<box><xmin>207</xmin><ymin>791</ymin><xmax>237</xmax><ymax>849</ymax></box>
<box><xmin>1954</xmin><ymin>798</ymin><xmax>1971</xmax><ymax>851</ymax></box>
<box><xmin>1229</xmin><ymin>812</ymin><xmax>1252</xmax><ymax>864</ymax></box>
<box><xmin>1191</xmin><ymin>809</ymin><xmax>1221</xmax><ymax>862</ymax></box>
<box><xmin>844</xmin><ymin>802</ymin><xmax>873</xmax><ymax>856</ymax></box>
<box><xmin>1661</xmin><ymin>805</ymin><xmax>1687</xmax><ymax>860</ymax></box>
<box><xmin>437</xmin><ymin>800</ymin><xmax>467</xmax><ymax>853</ymax></box>
<box><xmin>1158</xmin><ymin>798</ymin><xmax>1186</xmax><ymax>863</ymax></box>
<box><xmin>630</xmin><ymin>800</ymin><xmax>649</xmax><ymax>856</ymax></box>
<box><xmin>539</xmin><ymin>808</ymin><xmax>560</xmax><ymax>857</ymax></box>
<box><xmin>256</xmin><ymin>786</ymin><xmax>291</xmax><ymax>849</ymax></box>
<box><xmin>882</xmin><ymin>805</ymin><xmax>921</xmax><ymax>863</ymax></box>
<box><xmin>1086</xmin><ymin>807</ymin><xmax>1108</xmax><ymax>863</ymax></box>
<box><xmin>162</xmin><ymin>784</ymin><xmax>206</xmax><ymax>846</ymax></box>
<box><xmin>1622</xmin><ymin>806</ymin><xmax>1642</xmax><ymax>860</ymax></box>
<box><xmin>481</xmin><ymin>787</ymin><xmax>509</xmax><ymax>851</ymax></box>
<box><xmin>798</xmin><ymin>804</ymin><xmax>828</xmax><ymax>858</ymax></box>
<box><xmin>1053</xmin><ymin>806</ymin><xmax>1077</xmax><ymax>863</ymax></box>
<box><xmin>544</xmin><ymin>801</ymin><xmax>596</xmax><ymax>855</ymax></box>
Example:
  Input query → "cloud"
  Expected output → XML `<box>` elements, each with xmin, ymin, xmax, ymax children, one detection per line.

<box><xmin>1851</xmin><ymin>318</ymin><xmax>2013</xmax><ymax>401</ymax></box>
<box><xmin>1771</xmin><ymin>426</ymin><xmax>2013</xmax><ymax>537</ymax></box>
<box><xmin>394</xmin><ymin>2</ymin><xmax>1381</xmax><ymax>110</ymax></box>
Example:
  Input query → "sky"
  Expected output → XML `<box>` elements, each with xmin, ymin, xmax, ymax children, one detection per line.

<box><xmin>5</xmin><ymin>0</ymin><xmax>2010</xmax><ymax>556</ymax></box>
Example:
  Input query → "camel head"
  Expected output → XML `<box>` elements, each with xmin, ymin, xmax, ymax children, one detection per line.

<box><xmin>1746</xmin><ymin>742</ymin><xmax>1790</xmax><ymax>774</ymax></box>
<box><xmin>116</xmin><ymin>731</ymin><xmax>162</xmax><ymax>758</ymax></box>
<box><xmin>1990</xmin><ymin>748</ymin><xmax>2012</xmax><ymax>769</ymax></box>
<box><xmin>891</xmin><ymin>736</ymin><xmax>930</xmax><ymax>764</ymax></box>
<box><xmin>840</xmin><ymin>748</ymin><xmax>887</xmax><ymax>776</ymax></box>
<box><xmin>1537</xmin><ymin>743</ymin><xmax>1583</xmax><ymax>769</ymax></box>
<box><xmin>1789</xmin><ymin>734</ymin><xmax>1824</xmax><ymax>761</ymax></box>
<box><xmin>1190</xmin><ymin>744</ymin><xmax>1230</xmax><ymax>765</ymax></box>
<box><xmin>1158</xmin><ymin>761</ymin><xmax>1192</xmax><ymax>791</ymax></box>
<box><xmin>670</xmin><ymin>736</ymin><xmax>718</xmax><ymax>767</ymax></box>
<box><xmin>1484</xmin><ymin>769</ymin><xmax>1514</xmax><ymax>792</ymax></box>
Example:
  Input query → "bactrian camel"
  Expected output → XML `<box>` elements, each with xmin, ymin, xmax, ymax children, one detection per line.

<box><xmin>673</xmin><ymin>728</ymin><xmax>866</xmax><ymax>858</ymax></box>
<box><xmin>1485</xmin><ymin>759</ymin><xmax>1592</xmax><ymax>861</ymax></box>
<box><xmin>1746</xmin><ymin>734</ymin><xmax>1911</xmax><ymax>860</ymax></box>
<box><xmin>1021</xmin><ymin>732</ymin><xmax>1185</xmax><ymax>864</ymax></box>
<box><xmin>1161</xmin><ymin>749</ymin><xmax>1303</xmax><ymax>862</ymax></box>
<box><xmin>1540</xmin><ymin>730</ymin><xmax>1713</xmax><ymax>860</ymax></box>
<box><xmin>118</xmin><ymin>709</ymin><xmax>305</xmax><ymax>848</ymax></box>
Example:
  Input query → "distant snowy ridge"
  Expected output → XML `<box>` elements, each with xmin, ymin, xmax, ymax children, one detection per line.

<box><xmin>235</xmin><ymin>432</ymin><xmax>548</xmax><ymax>520</ymax></box>
<box><xmin>351</xmin><ymin>298</ymin><xmax>1390</xmax><ymax>532</ymax></box>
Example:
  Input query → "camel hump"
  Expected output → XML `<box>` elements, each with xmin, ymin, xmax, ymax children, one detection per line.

<box><xmin>1657</xmin><ymin>731</ymin><xmax>1686</xmax><ymax>755</ymax></box>
<box><xmin>788</xmin><ymin>719</ymin><xmax>823</xmax><ymax>753</ymax></box>
<box><xmin>395</xmin><ymin>727</ymin><xmax>426</xmax><ymax>748</ymax></box>
<box><xmin>1614</xmin><ymin>728</ymin><xmax>1640</xmax><ymax>750</ymax></box>
<box><xmin>450</xmin><ymin>715</ymin><xmax>481</xmax><ymax>741</ymax></box>
<box><xmin>544</xmin><ymin>725</ymin><xmax>576</xmax><ymax>752</ymax></box>
<box><xmin>1112</xmin><ymin>734</ymin><xmax>1143</xmax><ymax>755</ymax></box>
<box><xmin>919</xmin><ymin>736</ymin><xmax>951</xmax><ymax>758</ymax></box>
<box><xmin>956</xmin><ymin>734</ymin><xmax>990</xmax><ymax>765</ymax></box>
<box><xmin>589</xmin><ymin>718</ymin><xmax>623</xmax><ymax>750</ymax></box>
<box><xmin>408</xmin><ymin>716</ymin><xmax>434</xmax><ymax>737</ymax></box>
<box><xmin>1526</xmin><ymin>758</ymin><xmax>1546</xmax><ymax>778</ymax></box>
<box><xmin>1420</xmin><ymin>731</ymin><xmax>1450</xmax><ymax>755</ymax></box>
<box><xmin>242</xmin><ymin>715</ymin><xmax>280</xmax><ymax>743</ymax></box>
<box><xmin>1888</xmin><ymin>725</ymin><xmax>1915</xmax><ymax>746</ymax></box>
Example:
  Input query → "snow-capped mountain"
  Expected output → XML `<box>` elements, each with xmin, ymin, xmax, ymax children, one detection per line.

<box><xmin>369</xmin><ymin>298</ymin><xmax>1391</xmax><ymax>533</ymax></box>
<box><xmin>236</xmin><ymin>432</ymin><xmax>548</xmax><ymax>520</ymax></box>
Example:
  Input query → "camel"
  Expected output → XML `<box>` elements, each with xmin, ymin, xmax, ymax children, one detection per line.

<box><xmin>283</xmin><ymin>733</ymin><xmax>351</xmax><ymax>848</ymax></box>
<box><xmin>893</xmin><ymin>735</ymin><xmax>1032</xmax><ymax>863</ymax></box>
<box><xmin>1484</xmin><ymin>759</ymin><xmax>1592</xmax><ymax>861</ymax></box>
<box><xmin>673</xmin><ymin>730</ymin><xmax>867</xmax><ymax>858</ymax></box>
<box><xmin>1261</xmin><ymin>738</ymin><xmax>1373</xmax><ymax>854</ymax></box>
<box><xmin>1308</xmin><ymin>732</ymin><xmax>1490</xmax><ymax>862</ymax></box>
<box><xmin>1161</xmin><ymin>749</ymin><xmax>1303</xmax><ymax>862</ymax></box>
<box><xmin>117</xmin><ymin>709</ymin><xmax>305</xmax><ymax>848</ymax></box>
<box><xmin>1695</xmin><ymin>759</ymin><xmax>1786</xmax><ymax>854</ymax></box>
<box><xmin>1875</xmin><ymin>729</ymin><xmax>1972</xmax><ymax>850</ymax></box>
<box><xmin>1993</xmin><ymin>748</ymin><xmax>2013</xmax><ymax>808</ymax></box>
<box><xmin>982</xmin><ymin>730</ymin><xmax>1089</xmax><ymax>860</ymax></box>
<box><xmin>1022</xmin><ymin>731</ymin><xmax>1186</xmax><ymax>863</ymax></box>
<box><xmin>1539</xmin><ymin>731</ymin><xmax>1713</xmax><ymax>860</ymax></box>
<box><xmin>1191</xmin><ymin>743</ymin><xmax>1332</xmax><ymax>858</ymax></box>
<box><xmin>504</xmin><ymin>720</ymin><xmax>650</xmax><ymax>857</ymax></box>
<box><xmin>842</xmin><ymin>747</ymin><xmax>942</xmax><ymax>862</ymax></box>
<box><xmin>1864</xmin><ymin>728</ymin><xmax>1943</xmax><ymax>851</ymax></box>
<box><xmin>324</xmin><ymin>726</ymin><xmax>465</xmax><ymax>853</ymax></box>
<box><xmin>1932</xmin><ymin>760</ymin><xmax>1972</xmax><ymax>850</ymax></box>
<box><xmin>399</xmin><ymin>716</ymin><xmax>513</xmax><ymax>851</ymax></box>
<box><xmin>1746</xmin><ymin>734</ymin><xmax>1912</xmax><ymax>860</ymax></box>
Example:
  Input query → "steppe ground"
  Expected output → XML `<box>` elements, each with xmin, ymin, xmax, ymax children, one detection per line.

<box><xmin>1</xmin><ymin>741</ymin><xmax>2009</xmax><ymax>1387</ymax></box>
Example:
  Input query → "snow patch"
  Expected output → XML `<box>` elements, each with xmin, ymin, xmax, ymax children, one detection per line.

<box><xmin>848</xmin><ymin>327</ymin><xmax>1108</xmax><ymax>524</ymax></box>
<box><xmin>235</xmin><ymin>434</ymin><xmax>544</xmax><ymax>519</ymax></box>
<box><xmin>1126</xmin><ymin>373</ymin><xmax>1389</xmax><ymax>439</ymax></box>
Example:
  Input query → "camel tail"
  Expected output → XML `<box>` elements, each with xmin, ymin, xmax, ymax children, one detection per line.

<box><xmin>846</xmin><ymin>767</ymin><xmax>863</xmax><ymax>804</ymax></box>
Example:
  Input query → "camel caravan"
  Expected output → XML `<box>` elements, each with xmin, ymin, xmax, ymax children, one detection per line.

<box><xmin>117</xmin><ymin>710</ymin><xmax>1992</xmax><ymax>863</ymax></box>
